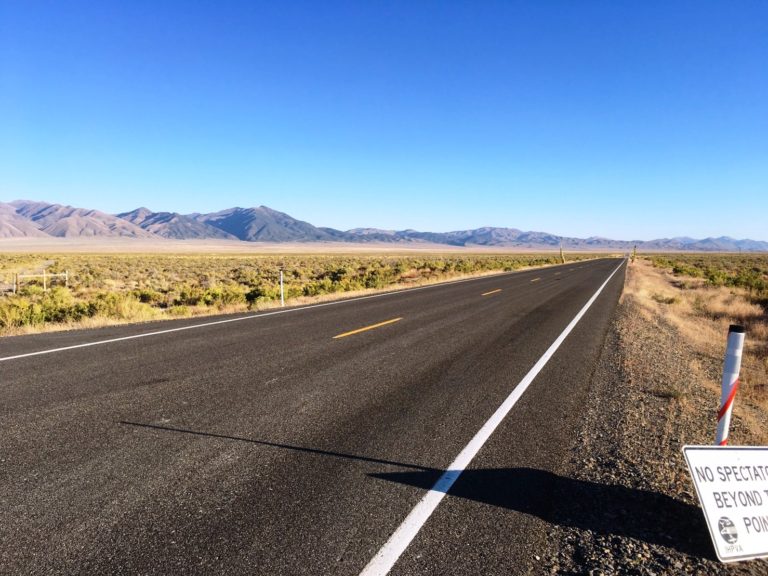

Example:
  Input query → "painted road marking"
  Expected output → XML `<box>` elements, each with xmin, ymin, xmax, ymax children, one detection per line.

<box><xmin>333</xmin><ymin>318</ymin><xmax>403</xmax><ymax>339</ymax></box>
<box><xmin>0</xmin><ymin>259</ymin><xmax>613</xmax><ymax>363</ymax></box>
<box><xmin>554</xmin><ymin>272</ymin><xmax>561</xmax><ymax>276</ymax></box>
<box><xmin>358</xmin><ymin>259</ymin><xmax>626</xmax><ymax>576</ymax></box>
<box><xmin>530</xmin><ymin>277</ymin><xmax>541</xmax><ymax>283</ymax></box>
<box><xmin>481</xmin><ymin>289</ymin><xmax>502</xmax><ymax>296</ymax></box>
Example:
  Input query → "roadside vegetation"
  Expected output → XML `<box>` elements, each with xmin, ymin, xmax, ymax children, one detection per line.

<box><xmin>544</xmin><ymin>255</ymin><xmax>768</xmax><ymax>575</ymax></box>
<box><xmin>649</xmin><ymin>253</ymin><xmax>768</xmax><ymax>299</ymax></box>
<box><xmin>638</xmin><ymin>254</ymin><xmax>768</xmax><ymax>433</ymax></box>
<box><xmin>0</xmin><ymin>252</ymin><xmax>595</xmax><ymax>335</ymax></box>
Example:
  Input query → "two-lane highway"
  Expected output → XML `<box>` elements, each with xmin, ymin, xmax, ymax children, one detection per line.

<box><xmin>1</xmin><ymin>258</ymin><xmax>625</xmax><ymax>575</ymax></box>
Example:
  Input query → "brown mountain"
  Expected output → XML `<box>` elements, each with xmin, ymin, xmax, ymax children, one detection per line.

<box><xmin>118</xmin><ymin>207</ymin><xmax>236</xmax><ymax>240</ymax></box>
<box><xmin>192</xmin><ymin>206</ymin><xmax>339</xmax><ymax>242</ymax></box>
<box><xmin>0</xmin><ymin>203</ymin><xmax>50</xmax><ymax>238</ymax></box>
<box><xmin>10</xmin><ymin>200</ymin><xmax>154</xmax><ymax>238</ymax></box>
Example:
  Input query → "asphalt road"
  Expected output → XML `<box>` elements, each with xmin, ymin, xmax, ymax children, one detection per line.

<box><xmin>1</xmin><ymin>258</ymin><xmax>626</xmax><ymax>575</ymax></box>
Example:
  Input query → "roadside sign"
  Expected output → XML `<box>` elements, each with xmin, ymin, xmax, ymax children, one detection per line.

<box><xmin>683</xmin><ymin>446</ymin><xmax>768</xmax><ymax>562</ymax></box>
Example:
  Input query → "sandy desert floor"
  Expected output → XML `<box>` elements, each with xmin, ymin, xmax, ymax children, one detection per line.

<box><xmin>0</xmin><ymin>237</ymin><xmax>586</xmax><ymax>255</ymax></box>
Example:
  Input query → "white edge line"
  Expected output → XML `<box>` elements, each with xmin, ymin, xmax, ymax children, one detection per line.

<box><xmin>0</xmin><ymin>259</ymin><xmax>611</xmax><ymax>363</ymax></box>
<box><xmin>358</xmin><ymin>259</ymin><xmax>626</xmax><ymax>576</ymax></box>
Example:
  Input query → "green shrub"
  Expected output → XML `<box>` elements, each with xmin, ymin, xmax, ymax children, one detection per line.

<box><xmin>245</xmin><ymin>284</ymin><xmax>279</xmax><ymax>304</ymax></box>
<box><xmin>131</xmin><ymin>288</ymin><xmax>165</xmax><ymax>305</ymax></box>
<box><xmin>672</xmin><ymin>264</ymin><xmax>703</xmax><ymax>278</ymax></box>
<box><xmin>201</xmin><ymin>285</ymin><xmax>246</xmax><ymax>307</ymax></box>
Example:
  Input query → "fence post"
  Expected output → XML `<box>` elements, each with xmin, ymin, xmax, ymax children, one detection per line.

<box><xmin>715</xmin><ymin>325</ymin><xmax>745</xmax><ymax>446</ymax></box>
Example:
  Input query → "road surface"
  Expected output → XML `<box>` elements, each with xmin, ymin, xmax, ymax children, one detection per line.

<box><xmin>1</xmin><ymin>258</ymin><xmax>626</xmax><ymax>575</ymax></box>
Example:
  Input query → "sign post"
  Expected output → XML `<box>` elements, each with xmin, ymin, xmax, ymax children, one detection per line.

<box><xmin>715</xmin><ymin>325</ymin><xmax>745</xmax><ymax>445</ymax></box>
<box><xmin>683</xmin><ymin>446</ymin><xmax>768</xmax><ymax>562</ymax></box>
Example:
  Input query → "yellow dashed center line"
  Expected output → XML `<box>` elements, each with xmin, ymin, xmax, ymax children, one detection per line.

<box><xmin>333</xmin><ymin>317</ymin><xmax>403</xmax><ymax>339</ymax></box>
<box><xmin>530</xmin><ymin>277</ymin><xmax>541</xmax><ymax>283</ymax></box>
<box><xmin>481</xmin><ymin>289</ymin><xmax>502</xmax><ymax>296</ymax></box>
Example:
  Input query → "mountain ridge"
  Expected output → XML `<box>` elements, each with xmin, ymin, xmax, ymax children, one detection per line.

<box><xmin>1</xmin><ymin>200</ymin><xmax>766</xmax><ymax>251</ymax></box>
<box><xmin>8</xmin><ymin>200</ymin><xmax>154</xmax><ymax>238</ymax></box>
<box><xmin>117</xmin><ymin>207</ymin><xmax>237</xmax><ymax>240</ymax></box>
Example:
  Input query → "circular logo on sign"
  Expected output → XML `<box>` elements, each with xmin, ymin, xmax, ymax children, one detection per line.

<box><xmin>718</xmin><ymin>517</ymin><xmax>738</xmax><ymax>544</ymax></box>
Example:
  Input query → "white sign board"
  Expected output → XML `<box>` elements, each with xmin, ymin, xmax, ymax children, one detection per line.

<box><xmin>683</xmin><ymin>446</ymin><xmax>768</xmax><ymax>562</ymax></box>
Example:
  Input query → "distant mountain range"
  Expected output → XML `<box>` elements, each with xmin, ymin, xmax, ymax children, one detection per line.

<box><xmin>1</xmin><ymin>199</ymin><xmax>766</xmax><ymax>251</ymax></box>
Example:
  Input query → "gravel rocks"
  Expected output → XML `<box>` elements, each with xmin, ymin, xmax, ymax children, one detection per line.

<box><xmin>541</xmin><ymin>288</ymin><xmax>768</xmax><ymax>575</ymax></box>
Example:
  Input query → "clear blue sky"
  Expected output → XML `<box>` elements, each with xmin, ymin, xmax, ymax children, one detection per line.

<box><xmin>1</xmin><ymin>1</ymin><xmax>766</xmax><ymax>240</ymax></box>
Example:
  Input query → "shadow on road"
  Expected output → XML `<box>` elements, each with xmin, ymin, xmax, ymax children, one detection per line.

<box><xmin>118</xmin><ymin>420</ymin><xmax>430</xmax><ymax>471</ymax></box>
<box><xmin>119</xmin><ymin>421</ymin><xmax>712</xmax><ymax>560</ymax></box>
<box><xmin>370</xmin><ymin>467</ymin><xmax>714</xmax><ymax>559</ymax></box>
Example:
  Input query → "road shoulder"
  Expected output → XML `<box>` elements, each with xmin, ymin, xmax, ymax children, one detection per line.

<box><xmin>542</xmin><ymin>265</ymin><xmax>765</xmax><ymax>575</ymax></box>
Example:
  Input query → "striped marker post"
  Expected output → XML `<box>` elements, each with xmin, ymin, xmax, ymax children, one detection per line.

<box><xmin>715</xmin><ymin>324</ymin><xmax>745</xmax><ymax>446</ymax></box>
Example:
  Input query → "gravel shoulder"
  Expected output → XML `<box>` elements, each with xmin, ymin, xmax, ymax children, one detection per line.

<box><xmin>541</xmin><ymin>262</ymin><xmax>767</xmax><ymax>575</ymax></box>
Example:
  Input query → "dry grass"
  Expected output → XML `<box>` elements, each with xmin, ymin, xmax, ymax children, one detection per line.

<box><xmin>625</xmin><ymin>259</ymin><xmax>768</xmax><ymax>439</ymax></box>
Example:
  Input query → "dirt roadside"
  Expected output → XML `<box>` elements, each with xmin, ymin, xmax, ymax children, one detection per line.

<box><xmin>540</xmin><ymin>261</ymin><xmax>767</xmax><ymax>575</ymax></box>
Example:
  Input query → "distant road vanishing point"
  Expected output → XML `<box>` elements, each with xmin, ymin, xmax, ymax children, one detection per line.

<box><xmin>1</xmin><ymin>258</ymin><xmax>625</xmax><ymax>575</ymax></box>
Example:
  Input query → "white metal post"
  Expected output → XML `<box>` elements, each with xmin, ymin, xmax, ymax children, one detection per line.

<box><xmin>280</xmin><ymin>270</ymin><xmax>285</xmax><ymax>307</ymax></box>
<box><xmin>715</xmin><ymin>325</ymin><xmax>745</xmax><ymax>446</ymax></box>
<box><xmin>43</xmin><ymin>269</ymin><xmax>47</xmax><ymax>291</ymax></box>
